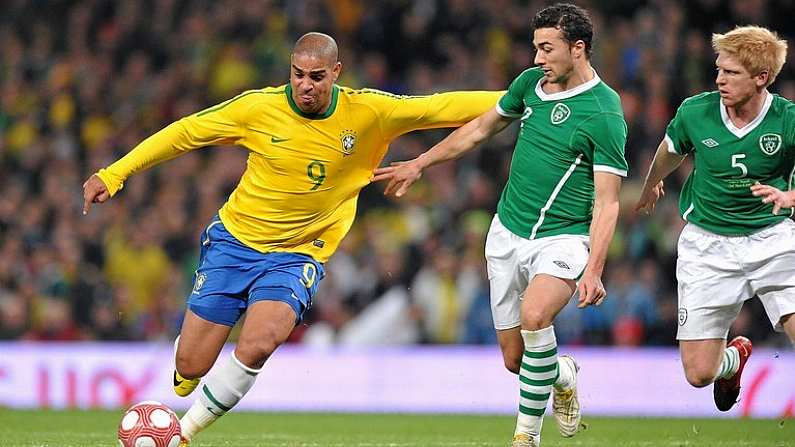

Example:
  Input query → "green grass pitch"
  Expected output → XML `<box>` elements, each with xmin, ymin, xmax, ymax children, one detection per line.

<box><xmin>0</xmin><ymin>409</ymin><xmax>791</xmax><ymax>446</ymax></box>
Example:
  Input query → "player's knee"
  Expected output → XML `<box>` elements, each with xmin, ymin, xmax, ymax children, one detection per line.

<box><xmin>521</xmin><ymin>310</ymin><xmax>551</xmax><ymax>331</ymax></box>
<box><xmin>684</xmin><ymin>367</ymin><xmax>714</xmax><ymax>388</ymax></box>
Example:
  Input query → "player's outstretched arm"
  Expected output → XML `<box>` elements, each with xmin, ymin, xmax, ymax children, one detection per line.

<box><xmin>635</xmin><ymin>139</ymin><xmax>686</xmax><ymax>215</ymax></box>
<box><xmin>751</xmin><ymin>183</ymin><xmax>795</xmax><ymax>215</ymax></box>
<box><xmin>373</xmin><ymin>108</ymin><xmax>512</xmax><ymax>197</ymax></box>
<box><xmin>82</xmin><ymin>174</ymin><xmax>110</xmax><ymax>215</ymax></box>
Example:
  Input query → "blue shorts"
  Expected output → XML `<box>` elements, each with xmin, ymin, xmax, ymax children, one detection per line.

<box><xmin>186</xmin><ymin>216</ymin><xmax>325</xmax><ymax>327</ymax></box>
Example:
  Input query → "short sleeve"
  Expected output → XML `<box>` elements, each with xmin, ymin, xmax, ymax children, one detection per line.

<box><xmin>665</xmin><ymin>103</ymin><xmax>694</xmax><ymax>155</ymax></box>
<box><xmin>496</xmin><ymin>72</ymin><xmax>530</xmax><ymax>118</ymax></box>
<box><xmin>582</xmin><ymin>113</ymin><xmax>628</xmax><ymax>177</ymax></box>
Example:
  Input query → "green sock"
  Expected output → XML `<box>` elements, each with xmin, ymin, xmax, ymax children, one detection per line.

<box><xmin>515</xmin><ymin>325</ymin><xmax>557</xmax><ymax>436</ymax></box>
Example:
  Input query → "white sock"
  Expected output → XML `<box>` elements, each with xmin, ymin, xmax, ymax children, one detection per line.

<box><xmin>180</xmin><ymin>352</ymin><xmax>261</xmax><ymax>440</ymax></box>
<box><xmin>515</xmin><ymin>325</ymin><xmax>557</xmax><ymax>437</ymax></box>
<box><xmin>714</xmin><ymin>346</ymin><xmax>740</xmax><ymax>381</ymax></box>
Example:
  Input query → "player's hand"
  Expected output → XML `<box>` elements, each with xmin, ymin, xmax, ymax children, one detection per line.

<box><xmin>634</xmin><ymin>180</ymin><xmax>665</xmax><ymax>215</ymax></box>
<box><xmin>82</xmin><ymin>174</ymin><xmax>110</xmax><ymax>215</ymax></box>
<box><xmin>372</xmin><ymin>159</ymin><xmax>423</xmax><ymax>198</ymax></box>
<box><xmin>577</xmin><ymin>269</ymin><xmax>606</xmax><ymax>308</ymax></box>
<box><xmin>751</xmin><ymin>183</ymin><xmax>795</xmax><ymax>215</ymax></box>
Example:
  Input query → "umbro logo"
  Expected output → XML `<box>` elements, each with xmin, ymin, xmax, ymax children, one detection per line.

<box><xmin>701</xmin><ymin>138</ymin><xmax>719</xmax><ymax>148</ymax></box>
<box><xmin>553</xmin><ymin>260</ymin><xmax>570</xmax><ymax>269</ymax></box>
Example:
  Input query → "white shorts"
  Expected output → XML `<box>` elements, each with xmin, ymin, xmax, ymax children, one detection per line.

<box><xmin>484</xmin><ymin>214</ymin><xmax>590</xmax><ymax>330</ymax></box>
<box><xmin>676</xmin><ymin>220</ymin><xmax>795</xmax><ymax>340</ymax></box>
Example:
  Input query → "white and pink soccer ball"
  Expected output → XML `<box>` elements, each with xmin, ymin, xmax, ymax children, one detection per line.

<box><xmin>117</xmin><ymin>401</ymin><xmax>182</xmax><ymax>447</ymax></box>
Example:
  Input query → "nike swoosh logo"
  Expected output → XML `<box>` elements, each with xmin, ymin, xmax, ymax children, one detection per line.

<box><xmin>248</xmin><ymin>128</ymin><xmax>290</xmax><ymax>143</ymax></box>
<box><xmin>173</xmin><ymin>371</ymin><xmax>183</xmax><ymax>387</ymax></box>
<box><xmin>206</xmin><ymin>406</ymin><xmax>221</xmax><ymax>416</ymax></box>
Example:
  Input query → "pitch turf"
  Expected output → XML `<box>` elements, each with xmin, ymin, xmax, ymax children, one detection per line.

<box><xmin>0</xmin><ymin>410</ymin><xmax>791</xmax><ymax>446</ymax></box>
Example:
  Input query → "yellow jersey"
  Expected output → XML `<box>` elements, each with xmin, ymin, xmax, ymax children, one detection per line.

<box><xmin>97</xmin><ymin>85</ymin><xmax>501</xmax><ymax>262</ymax></box>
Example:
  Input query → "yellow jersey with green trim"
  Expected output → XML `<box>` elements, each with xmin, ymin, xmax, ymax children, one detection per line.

<box><xmin>96</xmin><ymin>85</ymin><xmax>501</xmax><ymax>262</ymax></box>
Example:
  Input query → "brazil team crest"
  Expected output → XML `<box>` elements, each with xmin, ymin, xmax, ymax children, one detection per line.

<box><xmin>759</xmin><ymin>133</ymin><xmax>782</xmax><ymax>155</ymax></box>
<box><xmin>193</xmin><ymin>273</ymin><xmax>207</xmax><ymax>293</ymax></box>
<box><xmin>550</xmin><ymin>103</ymin><xmax>571</xmax><ymax>125</ymax></box>
<box><xmin>340</xmin><ymin>130</ymin><xmax>357</xmax><ymax>155</ymax></box>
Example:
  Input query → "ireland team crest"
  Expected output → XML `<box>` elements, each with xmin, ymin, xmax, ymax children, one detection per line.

<box><xmin>340</xmin><ymin>130</ymin><xmax>357</xmax><ymax>155</ymax></box>
<box><xmin>550</xmin><ymin>103</ymin><xmax>571</xmax><ymax>125</ymax></box>
<box><xmin>759</xmin><ymin>133</ymin><xmax>782</xmax><ymax>155</ymax></box>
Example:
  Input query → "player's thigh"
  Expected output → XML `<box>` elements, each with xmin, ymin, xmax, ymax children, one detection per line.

<box><xmin>176</xmin><ymin>309</ymin><xmax>233</xmax><ymax>378</ymax></box>
<box><xmin>534</xmin><ymin>235</ymin><xmax>590</xmax><ymax>285</ymax></box>
<box><xmin>485</xmin><ymin>215</ymin><xmax>524</xmax><ymax>331</ymax></box>
<box><xmin>496</xmin><ymin>326</ymin><xmax>523</xmax><ymax>373</ymax></box>
<box><xmin>748</xmin><ymin>222</ymin><xmax>795</xmax><ymax>333</ymax></box>
<box><xmin>679</xmin><ymin>339</ymin><xmax>726</xmax><ymax>386</ymax></box>
<box><xmin>519</xmin><ymin>236</ymin><xmax>587</xmax><ymax>329</ymax></box>
<box><xmin>676</xmin><ymin>224</ymin><xmax>748</xmax><ymax>340</ymax></box>
<box><xmin>521</xmin><ymin>273</ymin><xmax>576</xmax><ymax>329</ymax></box>
<box><xmin>235</xmin><ymin>300</ymin><xmax>297</xmax><ymax>369</ymax></box>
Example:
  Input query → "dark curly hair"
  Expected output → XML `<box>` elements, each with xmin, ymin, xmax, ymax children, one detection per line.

<box><xmin>532</xmin><ymin>3</ymin><xmax>594</xmax><ymax>58</ymax></box>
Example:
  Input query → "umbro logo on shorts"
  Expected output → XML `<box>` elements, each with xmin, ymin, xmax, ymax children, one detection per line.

<box><xmin>553</xmin><ymin>260</ymin><xmax>570</xmax><ymax>269</ymax></box>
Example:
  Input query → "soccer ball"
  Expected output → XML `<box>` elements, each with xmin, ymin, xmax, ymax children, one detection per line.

<box><xmin>117</xmin><ymin>401</ymin><xmax>182</xmax><ymax>447</ymax></box>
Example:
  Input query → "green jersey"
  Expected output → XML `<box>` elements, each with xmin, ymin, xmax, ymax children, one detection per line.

<box><xmin>495</xmin><ymin>67</ymin><xmax>628</xmax><ymax>239</ymax></box>
<box><xmin>666</xmin><ymin>91</ymin><xmax>795</xmax><ymax>235</ymax></box>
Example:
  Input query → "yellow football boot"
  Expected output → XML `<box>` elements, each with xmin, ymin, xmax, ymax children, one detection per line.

<box><xmin>173</xmin><ymin>370</ymin><xmax>200</xmax><ymax>397</ymax></box>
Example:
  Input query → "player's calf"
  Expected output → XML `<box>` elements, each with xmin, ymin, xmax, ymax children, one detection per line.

<box><xmin>173</xmin><ymin>336</ymin><xmax>203</xmax><ymax>398</ymax></box>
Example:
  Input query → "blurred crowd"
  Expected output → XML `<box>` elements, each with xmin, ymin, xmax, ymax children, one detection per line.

<box><xmin>1</xmin><ymin>0</ymin><xmax>794</xmax><ymax>347</ymax></box>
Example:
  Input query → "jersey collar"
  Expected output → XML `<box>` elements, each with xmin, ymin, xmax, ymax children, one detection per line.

<box><xmin>285</xmin><ymin>84</ymin><xmax>339</xmax><ymax>119</ymax></box>
<box><xmin>719</xmin><ymin>90</ymin><xmax>773</xmax><ymax>138</ymax></box>
<box><xmin>535</xmin><ymin>68</ymin><xmax>601</xmax><ymax>101</ymax></box>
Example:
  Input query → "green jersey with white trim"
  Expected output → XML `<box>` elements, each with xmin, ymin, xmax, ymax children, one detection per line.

<box><xmin>495</xmin><ymin>67</ymin><xmax>628</xmax><ymax>239</ymax></box>
<box><xmin>666</xmin><ymin>91</ymin><xmax>795</xmax><ymax>235</ymax></box>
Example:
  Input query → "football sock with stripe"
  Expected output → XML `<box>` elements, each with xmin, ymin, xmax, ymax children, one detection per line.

<box><xmin>515</xmin><ymin>325</ymin><xmax>558</xmax><ymax>437</ymax></box>
<box><xmin>714</xmin><ymin>345</ymin><xmax>740</xmax><ymax>381</ymax></box>
<box><xmin>180</xmin><ymin>352</ymin><xmax>261</xmax><ymax>440</ymax></box>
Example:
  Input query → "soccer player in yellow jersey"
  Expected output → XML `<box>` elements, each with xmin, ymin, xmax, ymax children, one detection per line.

<box><xmin>82</xmin><ymin>32</ymin><xmax>501</xmax><ymax>444</ymax></box>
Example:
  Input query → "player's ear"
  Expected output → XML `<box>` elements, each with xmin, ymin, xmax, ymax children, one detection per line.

<box><xmin>571</xmin><ymin>40</ymin><xmax>585</xmax><ymax>59</ymax></box>
<box><xmin>332</xmin><ymin>61</ymin><xmax>342</xmax><ymax>81</ymax></box>
<box><xmin>755</xmin><ymin>69</ymin><xmax>769</xmax><ymax>87</ymax></box>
